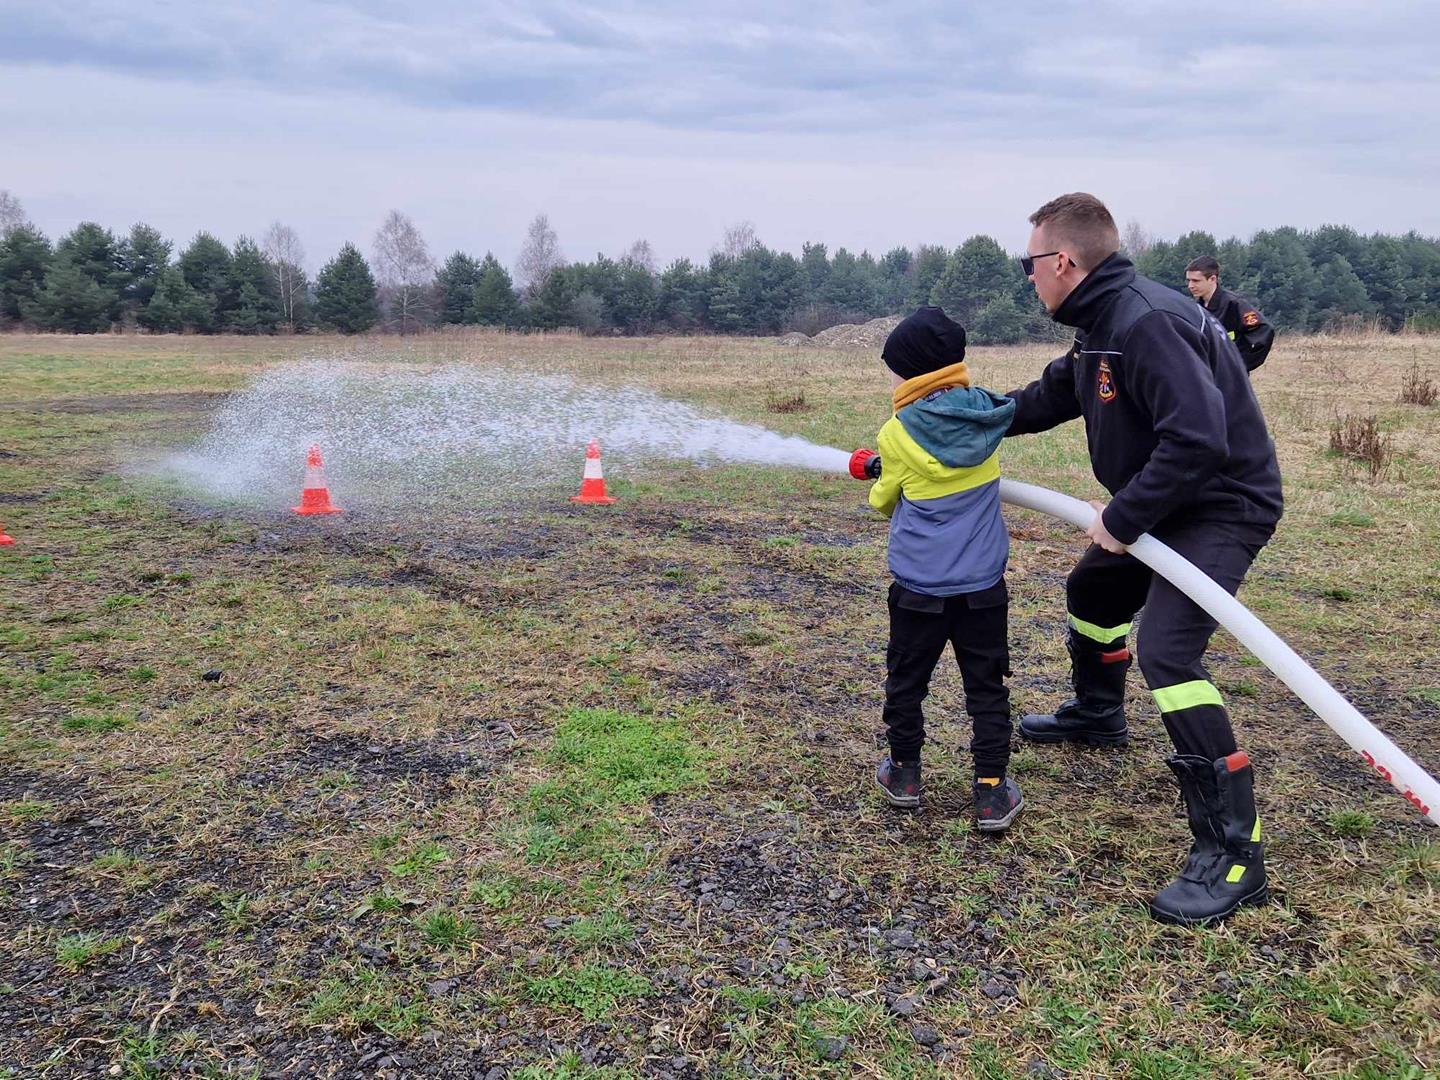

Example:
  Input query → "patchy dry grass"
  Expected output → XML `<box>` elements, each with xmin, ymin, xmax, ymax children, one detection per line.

<box><xmin>0</xmin><ymin>330</ymin><xmax>1438</xmax><ymax>1077</ymax></box>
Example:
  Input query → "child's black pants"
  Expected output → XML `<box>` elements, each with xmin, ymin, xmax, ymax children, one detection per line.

<box><xmin>884</xmin><ymin>578</ymin><xmax>1011</xmax><ymax>775</ymax></box>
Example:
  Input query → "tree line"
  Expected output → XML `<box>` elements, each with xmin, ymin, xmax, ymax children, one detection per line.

<box><xmin>1</xmin><ymin>190</ymin><xmax>1438</xmax><ymax>342</ymax></box>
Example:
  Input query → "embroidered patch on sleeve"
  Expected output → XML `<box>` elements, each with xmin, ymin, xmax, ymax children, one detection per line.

<box><xmin>1242</xmin><ymin>310</ymin><xmax>1261</xmax><ymax>327</ymax></box>
<box><xmin>1097</xmin><ymin>358</ymin><xmax>1116</xmax><ymax>403</ymax></box>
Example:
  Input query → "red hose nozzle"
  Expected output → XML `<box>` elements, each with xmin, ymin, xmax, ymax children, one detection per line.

<box><xmin>849</xmin><ymin>448</ymin><xmax>880</xmax><ymax>480</ymax></box>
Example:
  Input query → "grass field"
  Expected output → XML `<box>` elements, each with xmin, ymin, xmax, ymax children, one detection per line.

<box><xmin>1</xmin><ymin>329</ymin><xmax>1438</xmax><ymax>1079</ymax></box>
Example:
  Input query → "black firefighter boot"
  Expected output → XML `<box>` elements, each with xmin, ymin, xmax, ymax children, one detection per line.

<box><xmin>1019</xmin><ymin>630</ymin><xmax>1130</xmax><ymax>746</ymax></box>
<box><xmin>1150</xmin><ymin>752</ymin><xmax>1267</xmax><ymax>926</ymax></box>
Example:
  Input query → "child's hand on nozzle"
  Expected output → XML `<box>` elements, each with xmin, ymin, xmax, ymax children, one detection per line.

<box><xmin>850</xmin><ymin>448</ymin><xmax>881</xmax><ymax>480</ymax></box>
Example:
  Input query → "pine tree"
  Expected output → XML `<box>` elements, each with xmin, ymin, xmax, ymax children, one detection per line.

<box><xmin>800</xmin><ymin>242</ymin><xmax>830</xmax><ymax>306</ymax></box>
<box><xmin>30</xmin><ymin>258</ymin><xmax>114</xmax><ymax>332</ymax></box>
<box><xmin>704</xmin><ymin>255</ymin><xmax>743</xmax><ymax>333</ymax></box>
<box><xmin>0</xmin><ymin>224</ymin><xmax>52</xmax><ymax>324</ymax></box>
<box><xmin>54</xmin><ymin>222</ymin><xmax>125</xmax><ymax>323</ymax></box>
<box><xmin>226</xmin><ymin>237</ymin><xmax>281</xmax><ymax>333</ymax></box>
<box><xmin>907</xmin><ymin>246</ymin><xmax>949</xmax><ymax>311</ymax></box>
<box><xmin>527</xmin><ymin>267</ymin><xmax>578</xmax><ymax>330</ymax></box>
<box><xmin>656</xmin><ymin>258</ymin><xmax>708</xmax><ymax>332</ymax></box>
<box><xmin>610</xmin><ymin>259</ymin><xmax>658</xmax><ymax>334</ymax></box>
<box><xmin>970</xmin><ymin>294</ymin><xmax>1028</xmax><ymax>345</ymax></box>
<box><xmin>178</xmin><ymin>232</ymin><xmax>235</xmax><ymax>332</ymax></box>
<box><xmin>436</xmin><ymin>251</ymin><xmax>484</xmax><ymax>324</ymax></box>
<box><xmin>1248</xmin><ymin>228</ymin><xmax>1318</xmax><ymax>330</ymax></box>
<box><xmin>314</xmin><ymin>243</ymin><xmax>379</xmax><ymax>333</ymax></box>
<box><xmin>930</xmin><ymin>236</ymin><xmax>1016</xmax><ymax>325</ymax></box>
<box><xmin>1356</xmin><ymin>236</ymin><xmax>1411</xmax><ymax>330</ymax></box>
<box><xmin>878</xmin><ymin>247</ymin><xmax>912</xmax><ymax>312</ymax></box>
<box><xmin>470</xmin><ymin>254</ymin><xmax>519</xmax><ymax>326</ymax></box>
<box><xmin>822</xmin><ymin>248</ymin><xmax>880</xmax><ymax>318</ymax></box>
<box><xmin>570</xmin><ymin>289</ymin><xmax>609</xmax><ymax>335</ymax></box>
<box><xmin>120</xmin><ymin>223</ymin><xmax>171</xmax><ymax>314</ymax></box>
<box><xmin>1310</xmin><ymin>256</ymin><xmax>1374</xmax><ymax>330</ymax></box>
<box><xmin>137</xmin><ymin>266</ymin><xmax>201</xmax><ymax>332</ymax></box>
<box><xmin>575</xmin><ymin>255</ymin><xmax>622</xmax><ymax>333</ymax></box>
<box><xmin>734</xmin><ymin>247</ymin><xmax>802</xmax><ymax>334</ymax></box>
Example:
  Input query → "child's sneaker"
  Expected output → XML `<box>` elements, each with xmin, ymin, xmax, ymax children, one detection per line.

<box><xmin>875</xmin><ymin>757</ymin><xmax>921</xmax><ymax>810</ymax></box>
<box><xmin>974</xmin><ymin>775</ymin><xmax>1023</xmax><ymax>832</ymax></box>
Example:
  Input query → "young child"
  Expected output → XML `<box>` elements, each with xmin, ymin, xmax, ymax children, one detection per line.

<box><xmin>853</xmin><ymin>306</ymin><xmax>1023</xmax><ymax>831</ymax></box>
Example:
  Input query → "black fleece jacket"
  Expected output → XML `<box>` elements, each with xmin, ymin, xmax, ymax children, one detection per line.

<box><xmin>1007</xmin><ymin>254</ymin><xmax>1283</xmax><ymax>545</ymax></box>
<box><xmin>1205</xmin><ymin>286</ymin><xmax>1275</xmax><ymax>372</ymax></box>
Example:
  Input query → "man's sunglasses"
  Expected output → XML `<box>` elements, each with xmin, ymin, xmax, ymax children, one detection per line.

<box><xmin>1020</xmin><ymin>251</ymin><xmax>1062</xmax><ymax>276</ymax></box>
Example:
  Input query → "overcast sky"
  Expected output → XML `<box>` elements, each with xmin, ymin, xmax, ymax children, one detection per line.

<box><xmin>3</xmin><ymin>1</ymin><xmax>1437</xmax><ymax>272</ymax></box>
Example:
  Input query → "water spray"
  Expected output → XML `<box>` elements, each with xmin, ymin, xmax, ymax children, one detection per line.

<box><xmin>162</xmin><ymin>361</ymin><xmax>1438</xmax><ymax>823</ymax></box>
<box><xmin>850</xmin><ymin>451</ymin><xmax>1440</xmax><ymax>826</ymax></box>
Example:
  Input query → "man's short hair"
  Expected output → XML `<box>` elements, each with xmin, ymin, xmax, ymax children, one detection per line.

<box><xmin>1186</xmin><ymin>256</ymin><xmax>1220</xmax><ymax>278</ymax></box>
<box><xmin>1028</xmin><ymin>193</ymin><xmax>1120</xmax><ymax>271</ymax></box>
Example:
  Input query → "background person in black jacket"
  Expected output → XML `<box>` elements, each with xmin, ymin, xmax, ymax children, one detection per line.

<box><xmin>1185</xmin><ymin>256</ymin><xmax>1275</xmax><ymax>372</ymax></box>
<box><xmin>1008</xmin><ymin>192</ymin><xmax>1283</xmax><ymax>927</ymax></box>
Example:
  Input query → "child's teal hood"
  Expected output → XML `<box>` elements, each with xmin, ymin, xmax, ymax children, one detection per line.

<box><xmin>896</xmin><ymin>385</ymin><xmax>1015</xmax><ymax>470</ymax></box>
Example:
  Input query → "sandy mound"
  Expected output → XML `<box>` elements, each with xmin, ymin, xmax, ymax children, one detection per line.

<box><xmin>807</xmin><ymin>315</ymin><xmax>902</xmax><ymax>349</ymax></box>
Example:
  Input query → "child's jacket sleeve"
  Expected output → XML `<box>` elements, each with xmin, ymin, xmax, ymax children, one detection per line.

<box><xmin>867</xmin><ymin>421</ymin><xmax>908</xmax><ymax>517</ymax></box>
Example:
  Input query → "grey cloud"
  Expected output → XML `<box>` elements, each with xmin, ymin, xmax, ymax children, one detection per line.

<box><xmin>4</xmin><ymin>0</ymin><xmax>1435</xmax><ymax>153</ymax></box>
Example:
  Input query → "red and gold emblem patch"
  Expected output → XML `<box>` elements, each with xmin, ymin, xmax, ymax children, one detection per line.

<box><xmin>1242</xmin><ymin>310</ymin><xmax>1261</xmax><ymax>328</ymax></box>
<box><xmin>1097</xmin><ymin>358</ymin><xmax>1116</xmax><ymax>403</ymax></box>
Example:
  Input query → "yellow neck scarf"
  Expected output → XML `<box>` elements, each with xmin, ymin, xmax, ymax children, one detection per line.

<box><xmin>892</xmin><ymin>362</ymin><xmax>971</xmax><ymax>412</ymax></box>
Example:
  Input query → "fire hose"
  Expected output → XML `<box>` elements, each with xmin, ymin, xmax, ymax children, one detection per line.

<box><xmin>849</xmin><ymin>449</ymin><xmax>1440</xmax><ymax>825</ymax></box>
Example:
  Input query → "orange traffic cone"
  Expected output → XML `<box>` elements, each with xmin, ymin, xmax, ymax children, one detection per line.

<box><xmin>0</xmin><ymin>522</ymin><xmax>13</xmax><ymax>546</ymax></box>
<box><xmin>570</xmin><ymin>438</ymin><xmax>618</xmax><ymax>505</ymax></box>
<box><xmin>292</xmin><ymin>444</ymin><xmax>343</xmax><ymax>515</ymax></box>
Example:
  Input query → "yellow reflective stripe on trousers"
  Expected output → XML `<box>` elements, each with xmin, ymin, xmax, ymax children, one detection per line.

<box><xmin>1151</xmin><ymin>679</ymin><xmax>1224</xmax><ymax>714</ymax></box>
<box><xmin>1251</xmin><ymin>815</ymin><xmax>1261</xmax><ymax>843</ymax></box>
<box><xmin>1067</xmin><ymin>613</ymin><xmax>1131</xmax><ymax>645</ymax></box>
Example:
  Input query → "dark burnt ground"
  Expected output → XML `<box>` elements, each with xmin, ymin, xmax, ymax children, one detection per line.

<box><xmin>1</xmin><ymin>355</ymin><xmax>1438</xmax><ymax>1078</ymax></box>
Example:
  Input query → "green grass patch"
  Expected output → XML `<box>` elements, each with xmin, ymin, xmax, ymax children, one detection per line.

<box><xmin>303</xmin><ymin>966</ymin><xmax>429</xmax><ymax>1036</ymax></box>
<box><xmin>557</xmin><ymin>910</ymin><xmax>634</xmax><ymax>947</ymax></box>
<box><xmin>547</xmin><ymin>707</ymin><xmax>705</xmax><ymax>803</ymax></box>
<box><xmin>353</xmin><ymin>890</ymin><xmax>409</xmax><ymax>918</ymax></box>
<box><xmin>512</xmin><ymin>1057</ymin><xmax>636</xmax><ymax>1080</ymax></box>
<box><xmin>1328</xmin><ymin>809</ymin><xmax>1376</xmax><ymax>838</ymax></box>
<box><xmin>386</xmin><ymin>840</ymin><xmax>451</xmax><ymax>877</ymax></box>
<box><xmin>1</xmin><ymin>799</ymin><xmax>52</xmax><ymax>824</ymax></box>
<box><xmin>523</xmin><ymin>962</ymin><xmax>653</xmax><ymax>1021</ymax></box>
<box><xmin>416</xmin><ymin>909</ymin><xmax>474</xmax><ymax>948</ymax></box>
<box><xmin>62</xmin><ymin>710</ymin><xmax>132</xmax><ymax>734</ymax></box>
<box><xmin>55</xmin><ymin>930</ymin><xmax>124</xmax><ymax>971</ymax></box>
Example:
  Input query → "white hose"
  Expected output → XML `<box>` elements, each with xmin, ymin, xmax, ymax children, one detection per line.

<box><xmin>1000</xmin><ymin>478</ymin><xmax>1440</xmax><ymax>827</ymax></box>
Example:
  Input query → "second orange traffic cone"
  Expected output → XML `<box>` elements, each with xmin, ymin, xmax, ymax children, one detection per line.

<box><xmin>0</xmin><ymin>522</ymin><xmax>13</xmax><ymax>546</ymax></box>
<box><xmin>292</xmin><ymin>444</ymin><xmax>343</xmax><ymax>515</ymax></box>
<box><xmin>570</xmin><ymin>438</ymin><xmax>618</xmax><ymax>505</ymax></box>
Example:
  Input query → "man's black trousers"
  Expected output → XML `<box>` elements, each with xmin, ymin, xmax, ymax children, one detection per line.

<box><xmin>884</xmin><ymin>578</ymin><xmax>1011</xmax><ymax>775</ymax></box>
<box><xmin>1064</xmin><ymin>519</ymin><xmax>1274</xmax><ymax>759</ymax></box>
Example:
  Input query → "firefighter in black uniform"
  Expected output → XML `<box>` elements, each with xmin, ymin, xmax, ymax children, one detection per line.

<box><xmin>1185</xmin><ymin>256</ymin><xmax>1274</xmax><ymax>372</ymax></box>
<box><xmin>1009</xmin><ymin>193</ymin><xmax>1284</xmax><ymax>926</ymax></box>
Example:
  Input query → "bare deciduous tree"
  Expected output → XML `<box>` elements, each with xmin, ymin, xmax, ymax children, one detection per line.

<box><xmin>621</xmin><ymin>239</ymin><xmax>656</xmax><ymax>274</ymax></box>
<box><xmin>1122</xmin><ymin>220</ymin><xmax>1154</xmax><ymax>259</ymax></box>
<box><xmin>373</xmin><ymin>210</ymin><xmax>435</xmax><ymax>334</ymax></box>
<box><xmin>0</xmin><ymin>190</ymin><xmax>27</xmax><ymax>236</ymax></box>
<box><xmin>516</xmin><ymin>213</ymin><xmax>563</xmax><ymax>299</ymax></box>
<box><xmin>262</xmin><ymin>221</ymin><xmax>306</xmax><ymax>330</ymax></box>
<box><xmin>717</xmin><ymin>221</ymin><xmax>759</xmax><ymax>259</ymax></box>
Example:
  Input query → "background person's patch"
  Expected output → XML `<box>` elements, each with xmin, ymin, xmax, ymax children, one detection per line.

<box><xmin>1098</xmin><ymin>358</ymin><xmax>1117</xmax><ymax>402</ymax></box>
